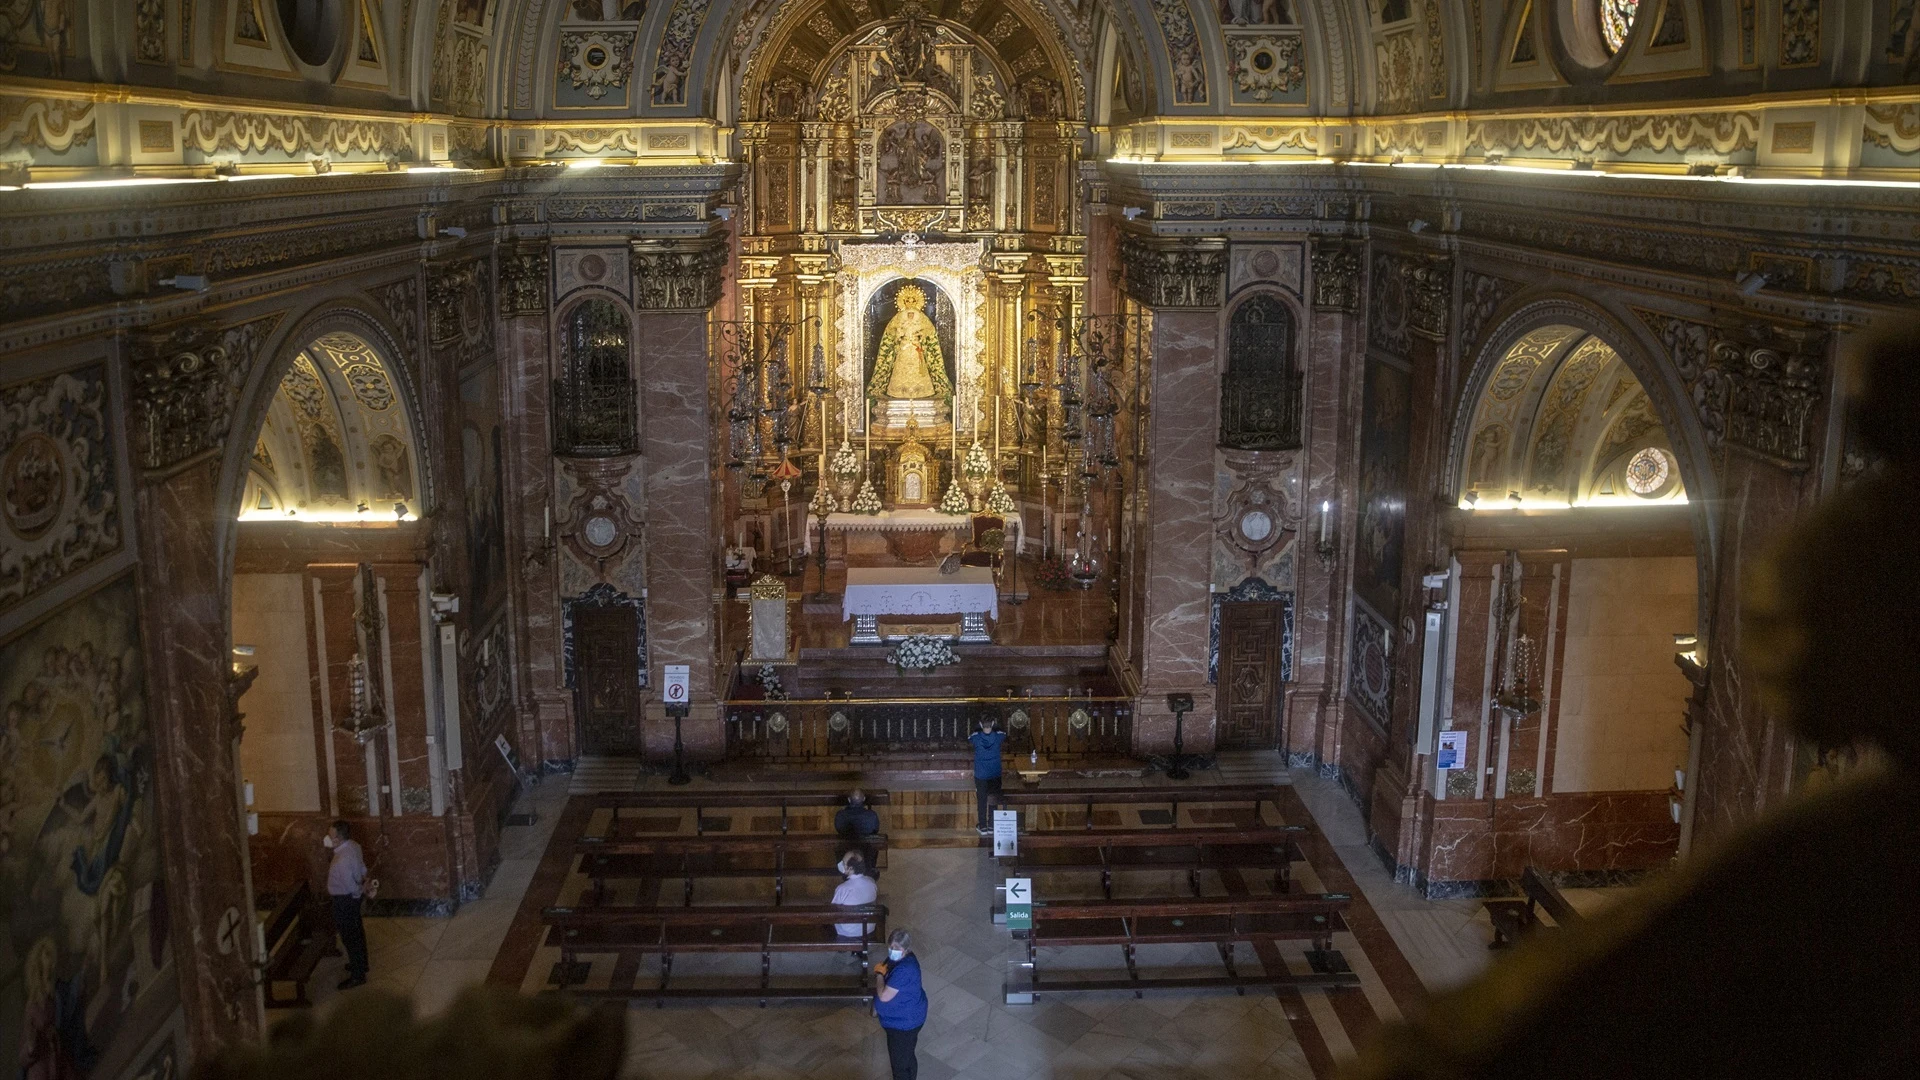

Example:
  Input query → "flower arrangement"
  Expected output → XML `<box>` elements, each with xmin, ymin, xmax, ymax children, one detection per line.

<box><xmin>962</xmin><ymin>441</ymin><xmax>993</xmax><ymax>481</ymax></box>
<box><xmin>851</xmin><ymin>477</ymin><xmax>883</xmax><ymax>514</ymax></box>
<box><xmin>887</xmin><ymin>634</ymin><xmax>958</xmax><ymax>671</ymax></box>
<box><xmin>830</xmin><ymin>442</ymin><xmax>863</xmax><ymax>479</ymax></box>
<box><xmin>937</xmin><ymin>478</ymin><xmax>971</xmax><ymax>515</ymax></box>
<box><xmin>985</xmin><ymin>482</ymin><xmax>1017</xmax><ymax>516</ymax></box>
<box><xmin>757</xmin><ymin>664</ymin><xmax>788</xmax><ymax>700</ymax></box>
<box><xmin>1033</xmin><ymin>558</ymin><xmax>1072</xmax><ymax>591</ymax></box>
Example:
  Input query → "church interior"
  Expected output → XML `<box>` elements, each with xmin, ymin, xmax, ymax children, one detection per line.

<box><xmin>1</xmin><ymin>0</ymin><xmax>1917</xmax><ymax>1076</ymax></box>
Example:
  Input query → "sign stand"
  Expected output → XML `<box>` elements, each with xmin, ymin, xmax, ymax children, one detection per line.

<box><xmin>664</xmin><ymin>664</ymin><xmax>692</xmax><ymax>786</ymax></box>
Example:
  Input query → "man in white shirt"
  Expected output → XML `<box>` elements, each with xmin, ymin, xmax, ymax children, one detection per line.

<box><xmin>832</xmin><ymin>852</ymin><xmax>879</xmax><ymax>939</ymax></box>
<box><xmin>324</xmin><ymin>819</ymin><xmax>370</xmax><ymax>989</ymax></box>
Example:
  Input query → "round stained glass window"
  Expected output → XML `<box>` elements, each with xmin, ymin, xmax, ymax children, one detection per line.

<box><xmin>1598</xmin><ymin>0</ymin><xmax>1641</xmax><ymax>54</ymax></box>
<box><xmin>1625</xmin><ymin>447</ymin><xmax>1671</xmax><ymax>496</ymax></box>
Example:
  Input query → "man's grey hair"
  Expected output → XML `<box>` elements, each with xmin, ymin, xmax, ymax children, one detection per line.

<box><xmin>888</xmin><ymin>929</ymin><xmax>911</xmax><ymax>951</ymax></box>
<box><xmin>848</xmin><ymin>788</ymin><xmax>866</xmax><ymax>806</ymax></box>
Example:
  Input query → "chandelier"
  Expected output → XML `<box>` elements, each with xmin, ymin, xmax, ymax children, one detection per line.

<box><xmin>719</xmin><ymin>315</ymin><xmax>828</xmax><ymax>482</ymax></box>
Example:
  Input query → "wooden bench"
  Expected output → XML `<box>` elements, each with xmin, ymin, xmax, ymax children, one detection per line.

<box><xmin>576</xmin><ymin>832</ymin><xmax>889</xmax><ymax>905</ymax></box>
<box><xmin>260</xmin><ymin>882</ymin><xmax>337</xmax><ymax>1008</ymax></box>
<box><xmin>588</xmin><ymin>789</ymin><xmax>891</xmax><ymax>835</ymax></box>
<box><xmin>1001</xmin><ymin>826</ymin><xmax>1304</xmax><ymax>900</ymax></box>
<box><xmin>992</xmin><ymin>785</ymin><xmax>1284</xmax><ymax>829</ymax></box>
<box><xmin>541</xmin><ymin>903</ymin><xmax>887</xmax><ymax>1005</ymax></box>
<box><xmin>1007</xmin><ymin>894</ymin><xmax>1361</xmax><ymax>1001</ymax></box>
<box><xmin>1485</xmin><ymin>866</ymin><xmax>1583</xmax><ymax>949</ymax></box>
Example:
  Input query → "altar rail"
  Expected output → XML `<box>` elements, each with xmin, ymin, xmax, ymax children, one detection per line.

<box><xmin>722</xmin><ymin>697</ymin><xmax>1134</xmax><ymax>761</ymax></box>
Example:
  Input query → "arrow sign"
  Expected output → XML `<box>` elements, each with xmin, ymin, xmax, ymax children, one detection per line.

<box><xmin>1004</xmin><ymin>877</ymin><xmax>1033</xmax><ymax>931</ymax></box>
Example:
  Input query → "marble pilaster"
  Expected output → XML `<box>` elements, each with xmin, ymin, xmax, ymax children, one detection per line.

<box><xmin>1287</xmin><ymin>305</ymin><xmax>1358</xmax><ymax>761</ymax></box>
<box><xmin>501</xmin><ymin>313</ymin><xmax>572</xmax><ymax>764</ymax></box>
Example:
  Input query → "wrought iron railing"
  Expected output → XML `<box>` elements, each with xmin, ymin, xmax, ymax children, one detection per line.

<box><xmin>723</xmin><ymin>696</ymin><xmax>1134</xmax><ymax>760</ymax></box>
<box><xmin>552</xmin><ymin>376</ymin><xmax>639</xmax><ymax>456</ymax></box>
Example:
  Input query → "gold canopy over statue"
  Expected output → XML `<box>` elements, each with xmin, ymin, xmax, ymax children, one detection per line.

<box><xmin>869</xmin><ymin>284</ymin><xmax>953</xmax><ymax>401</ymax></box>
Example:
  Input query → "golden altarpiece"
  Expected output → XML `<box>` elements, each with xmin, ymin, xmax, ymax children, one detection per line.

<box><xmin>725</xmin><ymin>0</ymin><xmax>1091</xmax><ymax>569</ymax></box>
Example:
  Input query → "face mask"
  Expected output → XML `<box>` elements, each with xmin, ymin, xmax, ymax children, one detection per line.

<box><xmin>322</xmin><ymin>835</ymin><xmax>335</xmax><ymax>850</ymax></box>
<box><xmin>887</xmin><ymin>948</ymin><xmax>905</xmax><ymax>961</ymax></box>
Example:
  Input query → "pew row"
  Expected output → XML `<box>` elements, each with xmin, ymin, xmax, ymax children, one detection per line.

<box><xmin>586</xmin><ymin>788</ymin><xmax>891</xmax><ymax>835</ymax></box>
<box><xmin>576</xmin><ymin>832</ymin><xmax>889</xmax><ymax>905</ymax></box>
<box><xmin>991</xmin><ymin>785</ymin><xmax>1285</xmax><ymax>830</ymax></box>
<box><xmin>998</xmin><ymin>826</ymin><xmax>1304</xmax><ymax>900</ymax></box>
<box><xmin>1484</xmin><ymin>866</ymin><xmax>1583</xmax><ymax>949</ymax></box>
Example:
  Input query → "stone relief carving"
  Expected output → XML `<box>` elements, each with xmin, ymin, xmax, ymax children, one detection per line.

<box><xmin>0</xmin><ymin>96</ymin><xmax>97</xmax><ymax>154</ymax></box>
<box><xmin>1310</xmin><ymin>239</ymin><xmax>1362</xmax><ymax>312</ymax></box>
<box><xmin>1632</xmin><ymin>308</ymin><xmax>1826</xmax><ymax>469</ymax></box>
<box><xmin>179</xmin><ymin>110</ymin><xmax>412</xmax><ymax>158</ymax></box>
<box><xmin>0</xmin><ymin>364</ymin><xmax>121</xmax><ymax>613</ymax></box>
<box><xmin>374</xmin><ymin>276</ymin><xmax>421</xmax><ymax>371</ymax></box>
<box><xmin>630</xmin><ymin>240</ymin><xmax>726</xmax><ymax>310</ymax></box>
<box><xmin>1458</xmin><ymin>270</ymin><xmax>1521</xmax><ymax>356</ymax></box>
<box><xmin>1465</xmin><ymin>112</ymin><xmax>1761</xmax><ymax>158</ymax></box>
<box><xmin>426</xmin><ymin>258</ymin><xmax>493</xmax><ymax>356</ymax></box>
<box><xmin>1120</xmin><ymin>236</ymin><xmax>1226</xmax><ymax>309</ymax></box>
<box><xmin>135</xmin><ymin>0</ymin><xmax>167</xmax><ymax>63</ymax></box>
<box><xmin>557</xmin><ymin>30</ymin><xmax>637</xmax><ymax>100</ymax></box>
<box><xmin>1226</xmin><ymin>33</ymin><xmax>1306</xmax><ymax>103</ymax></box>
<box><xmin>651</xmin><ymin>0</ymin><xmax>712</xmax><ymax>104</ymax></box>
<box><xmin>499</xmin><ymin>246</ymin><xmax>550</xmax><ymax>316</ymax></box>
<box><xmin>129</xmin><ymin>315</ymin><xmax>281</xmax><ymax>473</ymax></box>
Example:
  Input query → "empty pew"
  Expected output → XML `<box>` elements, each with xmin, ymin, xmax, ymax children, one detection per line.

<box><xmin>260</xmin><ymin>882</ymin><xmax>337</xmax><ymax>1008</ymax></box>
<box><xmin>587</xmin><ymin>788</ymin><xmax>891</xmax><ymax>835</ymax></box>
<box><xmin>992</xmin><ymin>784</ymin><xmax>1284</xmax><ymax>830</ymax></box>
<box><xmin>1002</xmin><ymin>826</ymin><xmax>1305</xmax><ymax>899</ymax></box>
<box><xmin>1485</xmin><ymin>866</ymin><xmax>1583</xmax><ymax>949</ymax></box>
<box><xmin>575</xmin><ymin>832</ymin><xmax>889</xmax><ymax>905</ymax></box>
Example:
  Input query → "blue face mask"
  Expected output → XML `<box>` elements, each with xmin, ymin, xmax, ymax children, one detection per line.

<box><xmin>887</xmin><ymin>948</ymin><xmax>905</xmax><ymax>961</ymax></box>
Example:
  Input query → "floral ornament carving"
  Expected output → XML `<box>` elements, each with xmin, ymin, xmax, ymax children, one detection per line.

<box><xmin>1464</xmin><ymin>112</ymin><xmax>1760</xmax><ymax>158</ymax></box>
<box><xmin>0</xmin><ymin>96</ymin><xmax>97</xmax><ymax>154</ymax></box>
<box><xmin>1120</xmin><ymin>236</ymin><xmax>1226</xmax><ymax>309</ymax></box>
<box><xmin>135</xmin><ymin>0</ymin><xmax>167</xmax><ymax>63</ymax></box>
<box><xmin>1227</xmin><ymin>33</ymin><xmax>1305</xmax><ymax>102</ymax></box>
<box><xmin>1458</xmin><ymin>271</ymin><xmax>1522</xmax><ymax>356</ymax></box>
<box><xmin>374</xmin><ymin>276</ymin><xmax>421</xmax><ymax>371</ymax></box>
<box><xmin>631</xmin><ymin>240</ymin><xmax>726</xmax><ymax>311</ymax></box>
<box><xmin>498</xmin><ymin>246</ymin><xmax>550</xmax><ymax>317</ymax></box>
<box><xmin>1310</xmin><ymin>239</ymin><xmax>1362</xmax><ymax>312</ymax></box>
<box><xmin>651</xmin><ymin>0</ymin><xmax>712</xmax><ymax>105</ymax></box>
<box><xmin>425</xmin><ymin>258</ymin><xmax>492</xmax><ymax>355</ymax></box>
<box><xmin>0</xmin><ymin>365</ymin><xmax>120</xmax><ymax>613</ymax></box>
<box><xmin>1406</xmin><ymin>260</ymin><xmax>1451</xmax><ymax>341</ymax></box>
<box><xmin>129</xmin><ymin>315</ymin><xmax>281</xmax><ymax>473</ymax></box>
<box><xmin>179</xmin><ymin>110</ymin><xmax>412</xmax><ymax>157</ymax></box>
<box><xmin>1147</xmin><ymin>0</ymin><xmax>1206</xmax><ymax>104</ymax></box>
<box><xmin>1632</xmin><ymin>309</ymin><xmax>1826</xmax><ymax>469</ymax></box>
<box><xmin>557</xmin><ymin>30</ymin><xmax>635</xmax><ymax>100</ymax></box>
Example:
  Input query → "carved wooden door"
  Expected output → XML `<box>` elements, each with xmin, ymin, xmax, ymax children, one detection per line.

<box><xmin>575</xmin><ymin>607</ymin><xmax>640</xmax><ymax>755</ymax></box>
<box><xmin>1218</xmin><ymin>601</ymin><xmax>1285</xmax><ymax>750</ymax></box>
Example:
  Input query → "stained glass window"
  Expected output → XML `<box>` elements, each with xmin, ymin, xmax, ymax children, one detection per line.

<box><xmin>1625</xmin><ymin>447</ymin><xmax>1671</xmax><ymax>495</ymax></box>
<box><xmin>1599</xmin><ymin>0</ymin><xmax>1641</xmax><ymax>53</ymax></box>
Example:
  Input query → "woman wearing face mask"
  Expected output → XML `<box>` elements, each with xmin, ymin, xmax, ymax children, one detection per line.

<box><xmin>872</xmin><ymin>929</ymin><xmax>927</xmax><ymax>1080</ymax></box>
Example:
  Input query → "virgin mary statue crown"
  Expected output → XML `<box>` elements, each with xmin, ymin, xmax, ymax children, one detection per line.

<box><xmin>896</xmin><ymin>284</ymin><xmax>927</xmax><ymax>311</ymax></box>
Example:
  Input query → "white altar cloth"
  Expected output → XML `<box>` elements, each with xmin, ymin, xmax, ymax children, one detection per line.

<box><xmin>841</xmin><ymin>567</ymin><xmax>999</xmax><ymax>621</ymax></box>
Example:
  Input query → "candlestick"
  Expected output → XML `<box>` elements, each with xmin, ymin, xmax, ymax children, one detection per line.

<box><xmin>1319</xmin><ymin>500</ymin><xmax>1332</xmax><ymax>546</ymax></box>
<box><xmin>864</xmin><ymin>400</ymin><xmax>872</xmax><ymax>461</ymax></box>
<box><xmin>994</xmin><ymin>395</ymin><xmax>1001</xmax><ymax>460</ymax></box>
<box><xmin>543</xmin><ymin>505</ymin><xmax>550</xmax><ymax>540</ymax></box>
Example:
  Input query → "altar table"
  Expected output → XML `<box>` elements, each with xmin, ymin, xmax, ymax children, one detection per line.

<box><xmin>842</xmin><ymin>567</ymin><xmax>998</xmax><ymax>644</ymax></box>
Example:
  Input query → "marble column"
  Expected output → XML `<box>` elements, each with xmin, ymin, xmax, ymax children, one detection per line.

<box><xmin>1121</xmin><ymin>237</ymin><xmax>1227</xmax><ymax>753</ymax></box>
<box><xmin>633</xmin><ymin>237</ymin><xmax>728</xmax><ymax>761</ymax></box>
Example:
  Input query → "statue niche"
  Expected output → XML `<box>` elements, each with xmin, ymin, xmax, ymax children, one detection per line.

<box><xmin>866</xmin><ymin>279</ymin><xmax>954</xmax><ymax>435</ymax></box>
<box><xmin>877</xmin><ymin>120</ymin><xmax>945</xmax><ymax>205</ymax></box>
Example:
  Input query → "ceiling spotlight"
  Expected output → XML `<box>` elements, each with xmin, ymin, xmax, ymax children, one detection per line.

<box><xmin>159</xmin><ymin>274</ymin><xmax>209</xmax><ymax>292</ymax></box>
<box><xmin>356</xmin><ymin>501</ymin><xmax>370</xmax><ymax>514</ymax></box>
<box><xmin>1121</xmin><ymin>206</ymin><xmax>1145</xmax><ymax>220</ymax></box>
<box><xmin>1407</xmin><ymin>218</ymin><xmax>1430</xmax><ymax>233</ymax></box>
<box><xmin>1464</xmin><ymin>491</ymin><xmax>1479</xmax><ymax>507</ymax></box>
<box><xmin>394</xmin><ymin>502</ymin><xmax>409</xmax><ymax>519</ymax></box>
<box><xmin>441</xmin><ymin>225</ymin><xmax>467</xmax><ymax>238</ymax></box>
<box><xmin>714</xmin><ymin>206</ymin><xmax>734</xmax><ymax>220</ymax></box>
<box><xmin>1736</xmin><ymin>271</ymin><xmax>1768</xmax><ymax>295</ymax></box>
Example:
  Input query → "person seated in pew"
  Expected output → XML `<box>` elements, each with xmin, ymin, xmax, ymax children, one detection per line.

<box><xmin>832</xmin><ymin>852</ymin><xmax>879</xmax><ymax>939</ymax></box>
<box><xmin>834</xmin><ymin>789</ymin><xmax>881</xmax><ymax>874</ymax></box>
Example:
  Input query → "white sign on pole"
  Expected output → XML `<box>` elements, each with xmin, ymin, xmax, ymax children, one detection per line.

<box><xmin>1436</xmin><ymin>729</ymin><xmax>1467</xmax><ymax>771</ymax></box>
<box><xmin>1004</xmin><ymin>877</ymin><xmax>1033</xmax><ymax>931</ymax></box>
<box><xmin>992</xmin><ymin>809</ymin><xmax>1019</xmax><ymax>857</ymax></box>
<box><xmin>663</xmin><ymin>664</ymin><xmax>691</xmax><ymax>705</ymax></box>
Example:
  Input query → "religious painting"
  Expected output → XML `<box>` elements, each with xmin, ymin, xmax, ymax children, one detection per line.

<box><xmin>876</xmin><ymin>121</ymin><xmax>945</xmax><ymax>205</ymax></box>
<box><xmin>0</xmin><ymin>575</ymin><xmax>179</xmax><ymax>1080</ymax></box>
<box><xmin>460</xmin><ymin>364</ymin><xmax>506</xmax><ymax>621</ymax></box>
<box><xmin>1346</xmin><ymin>596</ymin><xmax>1394</xmax><ymax>727</ymax></box>
<box><xmin>1353</xmin><ymin>354</ymin><xmax>1411</xmax><ymax>619</ymax></box>
<box><xmin>0</xmin><ymin>364</ymin><xmax>120</xmax><ymax>616</ymax></box>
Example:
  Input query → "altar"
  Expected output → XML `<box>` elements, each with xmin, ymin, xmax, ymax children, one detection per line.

<box><xmin>843</xmin><ymin>566</ymin><xmax>998</xmax><ymax>644</ymax></box>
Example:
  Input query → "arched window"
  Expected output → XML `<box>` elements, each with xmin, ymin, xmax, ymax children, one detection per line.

<box><xmin>1597</xmin><ymin>0</ymin><xmax>1640</xmax><ymax>53</ymax></box>
<box><xmin>1219</xmin><ymin>294</ymin><xmax>1301</xmax><ymax>451</ymax></box>
<box><xmin>554</xmin><ymin>299</ymin><xmax>637</xmax><ymax>456</ymax></box>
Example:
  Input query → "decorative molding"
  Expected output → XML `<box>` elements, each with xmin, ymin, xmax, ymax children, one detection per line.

<box><xmin>630</xmin><ymin>239</ymin><xmax>727</xmax><ymax>310</ymax></box>
<box><xmin>179</xmin><ymin>110</ymin><xmax>412</xmax><ymax>158</ymax></box>
<box><xmin>373</xmin><ymin>276</ymin><xmax>421</xmax><ymax>373</ymax></box>
<box><xmin>1119</xmin><ymin>235</ymin><xmax>1226</xmax><ymax>309</ymax></box>
<box><xmin>1310</xmin><ymin>238</ymin><xmax>1362</xmax><ymax>312</ymax></box>
<box><xmin>557</xmin><ymin>29</ymin><xmax>637</xmax><ymax>103</ymax></box>
<box><xmin>0</xmin><ymin>96</ymin><xmax>97</xmax><ymax>154</ymax></box>
<box><xmin>1465</xmin><ymin>112</ymin><xmax>1760</xmax><ymax>158</ymax></box>
<box><xmin>0</xmin><ymin>364</ymin><xmax>121</xmax><ymax>614</ymax></box>
<box><xmin>128</xmin><ymin>314</ymin><xmax>283</xmax><ymax>473</ymax></box>
<box><xmin>1224</xmin><ymin>32</ymin><xmax>1306</xmax><ymax>104</ymax></box>
<box><xmin>1457</xmin><ymin>270</ymin><xmax>1523</xmax><ymax>356</ymax></box>
<box><xmin>498</xmin><ymin>245</ymin><xmax>550</xmax><ymax>317</ymax></box>
<box><xmin>1864</xmin><ymin>103</ymin><xmax>1920</xmax><ymax>153</ymax></box>
<box><xmin>561</xmin><ymin>582</ymin><xmax>648</xmax><ymax>689</ymax></box>
<box><xmin>1208</xmin><ymin>578</ymin><xmax>1294</xmax><ymax>686</ymax></box>
<box><xmin>425</xmin><ymin>258</ymin><xmax>493</xmax><ymax>358</ymax></box>
<box><xmin>1631</xmin><ymin>308</ymin><xmax>1826</xmax><ymax>469</ymax></box>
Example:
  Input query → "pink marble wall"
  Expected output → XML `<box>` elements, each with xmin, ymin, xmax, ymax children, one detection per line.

<box><xmin>1134</xmin><ymin>308</ymin><xmax>1220</xmax><ymax>753</ymax></box>
<box><xmin>501</xmin><ymin>314</ymin><xmax>572</xmax><ymax>764</ymax></box>
<box><xmin>637</xmin><ymin>309</ymin><xmax>722</xmax><ymax>759</ymax></box>
<box><xmin>250</xmin><ymin>813</ymin><xmax>457</xmax><ymax>908</ymax></box>
<box><xmin>1287</xmin><ymin>306</ymin><xmax>1359</xmax><ymax>760</ymax></box>
<box><xmin>1418</xmin><ymin>790</ymin><xmax>1680</xmax><ymax>885</ymax></box>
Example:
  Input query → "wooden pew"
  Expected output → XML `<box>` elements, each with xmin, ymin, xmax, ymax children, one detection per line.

<box><xmin>260</xmin><ymin>882</ymin><xmax>337</xmax><ymax>1008</ymax></box>
<box><xmin>541</xmin><ymin>903</ymin><xmax>886</xmax><ymax>1006</ymax></box>
<box><xmin>1485</xmin><ymin>866</ymin><xmax>1583</xmax><ymax>949</ymax></box>
<box><xmin>588</xmin><ymin>789</ymin><xmax>891</xmax><ymax>834</ymax></box>
<box><xmin>1002</xmin><ymin>826</ymin><xmax>1305</xmax><ymax>899</ymax></box>
<box><xmin>576</xmin><ymin>832</ymin><xmax>889</xmax><ymax>905</ymax></box>
<box><xmin>992</xmin><ymin>785</ymin><xmax>1284</xmax><ymax>829</ymax></box>
<box><xmin>1007</xmin><ymin>894</ymin><xmax>1361</xmax><ymax>1001</ymax></box>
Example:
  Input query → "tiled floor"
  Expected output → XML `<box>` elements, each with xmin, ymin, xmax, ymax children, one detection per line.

<box><xmin>300</xmin><ymin>759</ymin><xmax>1636</xmax><ymax>1078</ymax></box>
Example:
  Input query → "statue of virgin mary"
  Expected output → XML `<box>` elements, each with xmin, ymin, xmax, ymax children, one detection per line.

<box><xmin>868</xmin><ymin>284</ymin><xmax>953</xmax><ymax>402</ymax></box>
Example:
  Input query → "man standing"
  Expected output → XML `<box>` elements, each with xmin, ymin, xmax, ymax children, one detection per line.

<box><xmin>324</xmin><ymin>819</ymin><xmax>369</xmax><ymax>989</ymax></box>
<box><xmin>968</xmin><ymin>717</ymin><xmax>1006</xmax><ymax>836</ymax></box>
<box><xmin>873</xmin><ymin>929</ymin><xmax>927</xmax><ymax>1080</ymax></box>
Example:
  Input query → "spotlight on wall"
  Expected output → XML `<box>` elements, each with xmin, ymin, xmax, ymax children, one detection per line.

<box><xmin>713</xmin><ymin>206</ymin><xmax>734</xmax><ymax>220</ymax></box>
<box><xmin>159</xmin><ymin>274</ymin><xmax>209</xmax><ymax>292</ymax></box>
<box><xmin>441</xmin><ymin>225</ymin><xmax>468</xmax><ymax>238</ymax></box>
<box><xmin>1735</xmin><ymin>271</ymin><xmax>1768</xmax><ymax>295</ymax></box>
<box><xmin>1463</xmin><ymin>490</ymin><xmax>1479</xmax><ymax>508</ymax></box>
<box><xmin>1407</xmin><ymin>218</ymin><xmax>1430</xmax><ymax>233</ymax></box>
<box><xmin>1121</xmin><ymin>206</ymin><xmax>1146</xmax><ymax>220</ymax></box>
<box><xmin>394</xmin><ymin>502</ymin><xmax>409</xmax><ymax>520</ymax></box>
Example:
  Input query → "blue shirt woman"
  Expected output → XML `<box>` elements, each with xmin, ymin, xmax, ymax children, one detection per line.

<box><xmin>875</xmin><ymin>947</ymin><xmax>928</xmax><ymax>1080</ymax></box>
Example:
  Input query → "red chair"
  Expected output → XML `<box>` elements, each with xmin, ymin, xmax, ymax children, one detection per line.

<box><xmin>960</xmin><ymin>515</ymin><xmax>1006</xmax><ymax>573</ymax></box>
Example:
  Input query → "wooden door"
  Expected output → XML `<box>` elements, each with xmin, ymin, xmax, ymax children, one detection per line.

<box><xmin>575</xmin><ymin>607</ymin><xmax>641</xmax><ymax>755</ymax></box>
<box><xmin>1218</xmin><ymin>601</ymin><xmax>1285</xmax><ymax>750</ymax></box>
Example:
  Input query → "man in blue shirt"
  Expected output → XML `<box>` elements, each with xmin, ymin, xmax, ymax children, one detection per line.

<box><xmin>968</xmin><ymin>717</ymin><xmax>1007</xmax><ymax>836</ymax></box>
<box><xmin>873</xmin><ymin>928</ymin><xmax>928</xmax><ymax>1080</ymax></box>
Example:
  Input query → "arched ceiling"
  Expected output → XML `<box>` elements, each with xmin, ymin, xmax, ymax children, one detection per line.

<box><xmin>241</xmin><ymin>332</ymin><xmax>423</xmax><ymax>522</ymax></box>
<box><xmin>1459</xmin><ymin>325</ymin><xmax>1685</xmax><ymax>509</ymax></box>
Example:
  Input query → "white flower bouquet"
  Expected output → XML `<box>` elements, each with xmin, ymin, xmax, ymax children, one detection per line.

<box><xmin>887</xmin><ymin>634</ymin><xmax>958</xmax><ymax>671</ymax></box>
